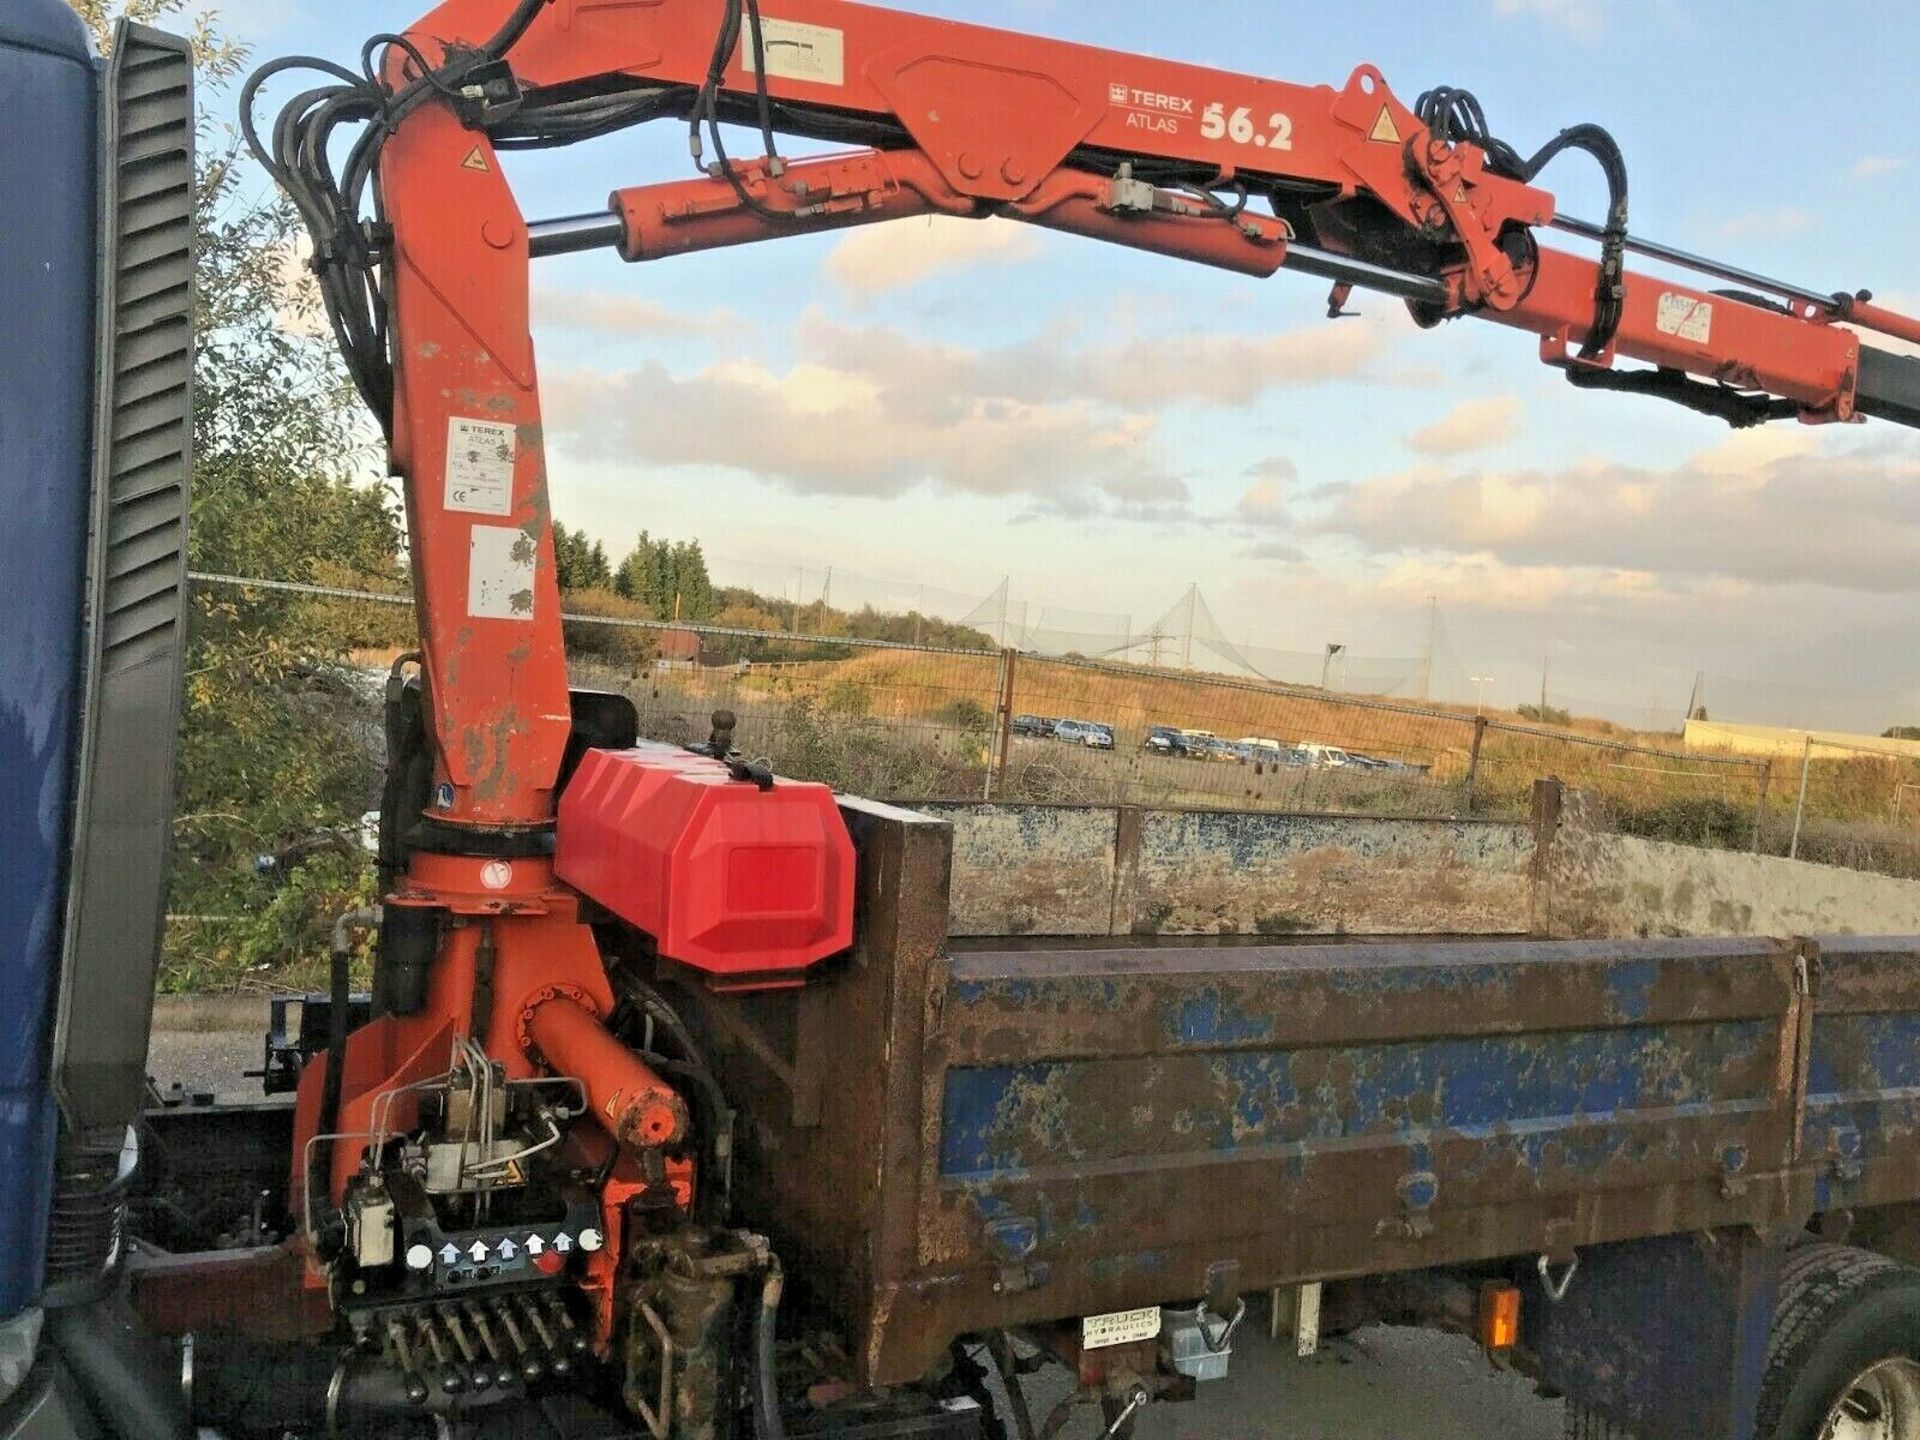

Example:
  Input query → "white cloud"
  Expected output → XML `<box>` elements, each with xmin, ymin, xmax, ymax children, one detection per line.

<box><xmin>1319</xmin><ymin>434</ymin><xmax>1920</xmax><ymax>595</ymax></box>
<box><xmin>1717</xmin><ymin>208</ymin><xmax>1816</xmax><ymax>241</ymax></box>
<box><xmin>1238</xmin><ymin>482</ymin><xmax>1288</xmax><ymax>523</ymax></box>
<box><xmin>543</xmin><ymin>357</ymin><xmax>1183</xmax><ymax>508</ymax></box>
<box><xmin>1405</xmin><ymin>395</ymin><xmax>1522</xmax><ymax>457</ymax></box>
<box><xmin>533</xmin><ymin>289</ymin><xmax>736</xmax><ymax>337</ymax></box>
<box><xmin>1851</xmin><ymin>155</ymin><xmax>1906</xmax><ymax>181</ymax></box>
<box><xmin>1492</xmin><ymin>0</ymin><xmax>1603</xmax><ymax>38</ymax></box>
<box><xmin>824</xmin><ymin>216</ymin><xmax>1044</xmax><ymax>296</ymax></box>
<box><xmin>539</xmin><ymin>299</ymin><xmax>1400</xmax><ymax>516</ymax></box>
<box><xmin>1376</xmin><ymin>552</ymin><xmax>1664</xmax><ymax>613</ymax></box>
<box><xmin>794</xmin><ymin>308</ymin><xmax>1399</xmax><ymax>413</ymax></box>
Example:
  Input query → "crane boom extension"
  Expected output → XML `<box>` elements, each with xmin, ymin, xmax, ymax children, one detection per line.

<box><xmin>250</xmin><ymin>0</ymin><xmax>1920</xmax><ymax>832</ymax></box>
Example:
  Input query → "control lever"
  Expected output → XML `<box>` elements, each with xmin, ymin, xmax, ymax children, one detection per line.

<box><xmin>493</xmin><ymin>1298</ymin><xmax>545</xmax><ymax>1382</ymax></box>
<box><xmin>519</xmin><ymin>1294</ymin><xmax>572</xmax><ymax>1375</ymax></box>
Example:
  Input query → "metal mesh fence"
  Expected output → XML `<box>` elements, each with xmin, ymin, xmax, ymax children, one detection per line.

<box><xmin>190</xmin><ymin>574</ymin><xmax>1783</xmax><ymax>850</ymax></box>
<box><xmin>1763</xmin><ymin>736</ymin><xmax>1920</xmax><ymax>879</ymax></box>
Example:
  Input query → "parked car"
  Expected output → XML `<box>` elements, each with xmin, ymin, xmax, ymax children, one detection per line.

<box><xmin>1197</xmin><ymin>736</ymin><xmax>1241</xmax><ymax>763</ymax></box>
<box><xmin>1297</xmin><ymin>742</ymin><xmax>1355</xmax><ymax>767</ymax></box>
<box><xmin>1143</xmin><ymin>724</ymin><xmax>1185</xmax><ymax>756</ymax></box>
<box><xmin>1350</xmin><ymin>753</ymin><xmax>1431</xmax><ymax>776</ymax></box>
<box><xmin>1054</xmin><ymin>718</ymin><xmax>1116</xmax><ymax>749</ymax></box>
<box><xmin>1175</xmin><ymin>728</ymin><xmax>1219</xmax><ymax>759</ymax></box>
<box><xmin>1011</xmin><ymin>713</ymin><xmax>1056</xmax><ymax>738</ymax></box>
<box><xmin>1236</xmin><ymin>736</ymin><xmax>1285</xmax><ymax>759</ymax></box>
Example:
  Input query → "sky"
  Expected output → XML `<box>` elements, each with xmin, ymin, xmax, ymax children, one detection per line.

<box><xmin>226</xmin><ymin>0</ymin><xmax>1920</xmax><ymax>730</ymax></box>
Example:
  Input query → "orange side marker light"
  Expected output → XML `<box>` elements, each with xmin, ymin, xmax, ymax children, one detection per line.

<box><xmin>1479</xmin><ymin>1281</ymin><xmax>1521</xmax><ymax>1352</ymax></box>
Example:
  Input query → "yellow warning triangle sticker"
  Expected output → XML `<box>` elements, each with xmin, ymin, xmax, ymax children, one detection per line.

<box><xmin>461</xmin><ymin>145</ymin><xmax>490</xmax><ymax>173</ymax></box>
<box><xmin>1368</xmin><ymin>106</ymin><xmax>1400</xmax><ymax>145</ymax></box>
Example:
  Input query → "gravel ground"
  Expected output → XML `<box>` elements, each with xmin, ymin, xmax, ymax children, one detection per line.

<box><xmin>147</xmin><ymin>1023</ymin><xmax>1566</xmax><ymax>1438</ymax></box>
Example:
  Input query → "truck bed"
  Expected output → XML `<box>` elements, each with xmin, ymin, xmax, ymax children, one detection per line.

<box><xmin>682</xmin><ymin>802</ymin><xmax>1920</xmax><ymax>1385</ymax></box>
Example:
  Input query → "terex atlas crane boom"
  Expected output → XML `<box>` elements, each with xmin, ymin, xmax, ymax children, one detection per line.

<box><xmin>247</xmin><ymin>0</ymin><xmax>1920</xmax><ymax>842</ymax></box>
<box><xmin>124</xmin><ymin>0</ymin><xmax>1920</xmax><ymax>1433</ymax></box>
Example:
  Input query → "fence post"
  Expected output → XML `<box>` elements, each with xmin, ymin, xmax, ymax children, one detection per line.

<box><xmin>985</xmin><ymin>647</ymin><xmax>1016</xmax><ymax>801</ymax></box>
<box><xmin>1464</xmin><ymin>714</ymin><xmax>1488</xmax><ymax>814</ymax></box>
<box><xmin>1751</xmin><ymin>760</ymin><xmax>1771</xmax><ymax>855</ymax></box>
<box><xmin>1789</xmin><ymin>735</ymin><xmax>1813</xmax><ymax>860</ymax></box>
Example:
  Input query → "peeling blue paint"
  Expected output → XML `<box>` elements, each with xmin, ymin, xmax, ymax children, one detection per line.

<box><xmin>938</xmin><ymin>1020</ymin><xmax>1771</xmax><ymax>1180</ymax></box>
<box><xmin>1804</xmin><ymin>1012</ymin><xmax>1920</xmax><ymax>1163</ymax></box>
<box><xmin>1173</xmin><ymin>990</ymin><xmax>1273</xmax><ymax>1045</ymax></box>
<box><xmin>1606</xmin><ymin>960</ymin><xmax>1659</xmax><ymax>1023</ymax></box>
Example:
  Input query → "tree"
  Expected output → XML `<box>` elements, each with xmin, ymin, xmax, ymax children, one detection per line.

<box><xmin>614</xmin><ymin>531</ymin><xmax>717</xmax><ymax>621</ymax></box>
<box><xmin>552</xmin><ymin>521</ymin><xmax>612</xmax><ymax>592</ymax></box>
<box><xmin>72</xmin><ymin>2</ymin><xmax>404</xmax><ymax>989</ymax></box>
<box><xmin>1886</xmin><ymin>727</ymin><xmax>1920</xmax><ymax>742</ymax></box>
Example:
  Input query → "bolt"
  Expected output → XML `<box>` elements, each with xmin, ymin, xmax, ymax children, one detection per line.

<box><xmin>1001</xmin><ymin>159</ymin><xmax>1027</xmax><ymax>186</ymax></box>
<box><xmin>481</xmin><ymin>218</ymin><xmax>514</xmax><ymax>250</ymax></box>
<box><xmin>957</xmin><ymin>152</ymin><xmax>984</xmax><ymax>180</ymax></box>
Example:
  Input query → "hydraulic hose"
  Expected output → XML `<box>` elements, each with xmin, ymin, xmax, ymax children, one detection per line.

<box><xmin>751</xmin><ymin>1257</ymin><xmax>787</xmax><ymax>1440</ymax></box>
<box><xmin>318</xmin><ymin>908</ymin><xmax>381</xmax><ymax>1210</ymax></box>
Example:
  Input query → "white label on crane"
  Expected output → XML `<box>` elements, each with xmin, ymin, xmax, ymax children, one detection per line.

<box><xmin>737</xmin><ymin>18</ymin><xmax>844</xmax><ymax>87</ymax></box>
<box><xmin>1082</xmin><ymin>1306</ymin><xmax>1162</xmax><ymax>1350</ymax></box>
<box><xmin>468</xmin><ymin>525</ymin><xmax>535</xmax><ymax>621</ymax></box>
<box><xmin>445</xmin><ymin>416</ymin><xmax>516</xmax><ymax>517</ymax></box>
<box><xmin>1656</xmin><ymin>292</ymin><xmax>1713</xmax><ymax>344</ymax></box>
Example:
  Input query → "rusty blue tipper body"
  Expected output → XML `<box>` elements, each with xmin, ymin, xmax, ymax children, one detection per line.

<box><xmin>683</xmin><ymin>801</ymin><xmax>1920</xmax><ymax>1438</ymax></box>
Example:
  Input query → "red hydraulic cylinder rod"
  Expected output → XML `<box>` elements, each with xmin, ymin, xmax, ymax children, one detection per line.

<box><xmin>609</xmin><ymin>147</ymin><xmax>972</xmax><ymax>264</ymax></box>
<box><xmin>525</xmin><ymin>993</ymin><xmax>689</xmax><ymax>1150</ymax></box>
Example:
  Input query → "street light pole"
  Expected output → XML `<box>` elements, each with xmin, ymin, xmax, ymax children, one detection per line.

<box><xmin>1472</xmin><ymin>675</ymin><xmax>1494</xmax><ymax>717</ymax></box>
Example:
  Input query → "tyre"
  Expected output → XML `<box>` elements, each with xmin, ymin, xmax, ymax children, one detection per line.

<box><xmin>1758</xmin><ymin>1243</ymin><xmax>1920</xmax><ymax>1440</ymax></box>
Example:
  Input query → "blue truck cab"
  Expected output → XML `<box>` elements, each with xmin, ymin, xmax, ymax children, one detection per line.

<box><xmin>0</xmin><ymin>0</ymin><xmax>106</xmax><ymax>1331</ymax></box>
<box><xmin>0</xmin><ymin>4</ymin><xmax>192</xmax><ymax>1433</ymax></box>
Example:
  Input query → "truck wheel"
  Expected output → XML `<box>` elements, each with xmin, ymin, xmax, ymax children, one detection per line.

<box><xmin>1758</xmin><ymin>1243</ymin><xmax>1920</xmax><ymax>1440</ymax></box>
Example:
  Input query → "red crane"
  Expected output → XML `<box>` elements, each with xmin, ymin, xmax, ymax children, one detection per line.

<box><xmin>242</xmin><ymin>0</ymin><xmax>1920</xmax><ymax>1411</ymax></box>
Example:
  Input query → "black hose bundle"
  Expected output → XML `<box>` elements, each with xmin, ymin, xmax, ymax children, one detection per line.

<box><xmin>1413</xmin><ymin>86</ymin><xmax>1629</xmax><ymax>359</ymax></box>
<box><xmin>239</xmin><ymin>0</ymin><xmax>688</xmax><ymax>436</ymax></box>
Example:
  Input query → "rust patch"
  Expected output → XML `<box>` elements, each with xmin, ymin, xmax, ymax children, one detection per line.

<box><xmin>1132</xmin><ymin>813</ymin><xmax>1533</xmax><ymax>937</ymax></box>
<box><xmin>467</xmin><ymin>703</ymin><xmax>521</xmax><ymax>803</ymax></box>
<box><xmin>1540</xmin><ymin>788</ymin><xmax>1920</xmax><ymax>939</ymax></box>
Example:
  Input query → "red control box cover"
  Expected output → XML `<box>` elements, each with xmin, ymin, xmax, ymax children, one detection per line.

<box><xmin>555</xmin><ymin>744</ymin><xmax>855</xmax><ymax>986</ymax></box>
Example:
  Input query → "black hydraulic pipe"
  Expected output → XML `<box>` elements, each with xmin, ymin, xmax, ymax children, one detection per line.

<box><xmin>1551</xmin><ymin>212</ymin><xmax>1833</xmax><ymax>310</ymax></box>
<box><xmin>751</xmin><ymin>1258</ymin><xmax>788</xmax><ymax>1440</ymax></box>
<box><xmin>46</xmin><ymin>1298</ymin><xmax>191</xmax><ymax>1440</ymax></box>
<box><xmin>319</xmin><ymin>908</ymin><xmax>381</xmax><ymax>1210</ymax></box>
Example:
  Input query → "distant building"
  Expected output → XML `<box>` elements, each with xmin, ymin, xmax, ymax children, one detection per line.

<box><xmin>1684</xmin><ymin>719</ymin><xmax>1920</xmax><ymax>761</ymax></box>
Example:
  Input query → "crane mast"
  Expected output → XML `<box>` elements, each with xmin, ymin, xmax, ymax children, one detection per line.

<box><xmin>235</xmin><ymin>1</ymin><xmax>1920</xmax><ymax>1424</ymax></box>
